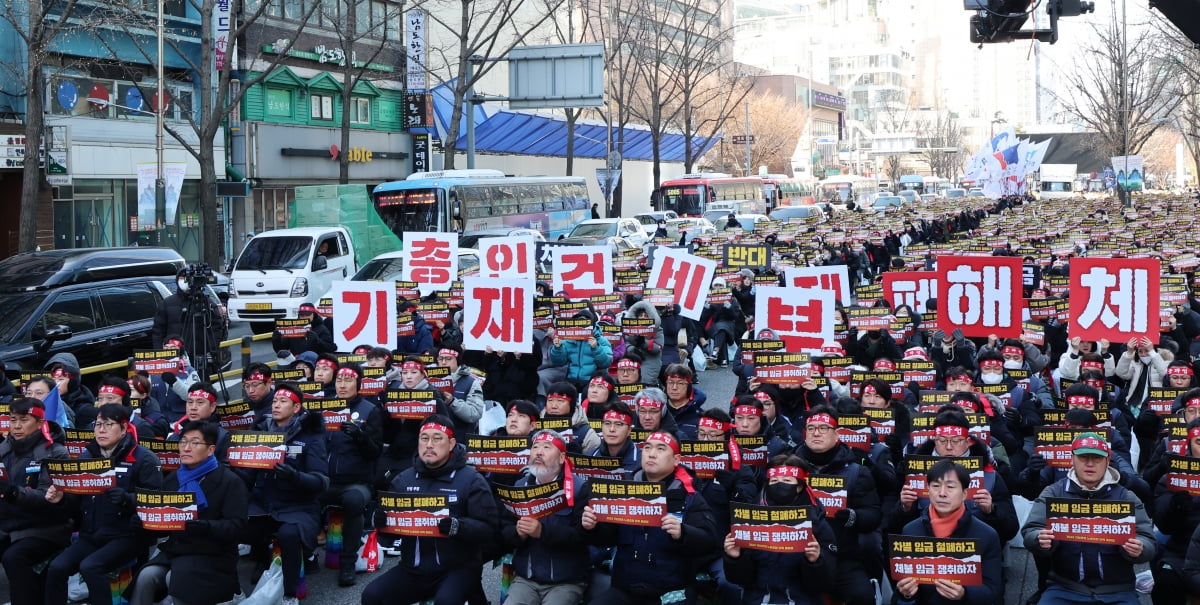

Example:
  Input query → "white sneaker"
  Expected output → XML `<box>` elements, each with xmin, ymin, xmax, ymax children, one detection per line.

<box><xmin>282</xmin><ymin>597</ymin><xmax>300</xmax><ymax>605</ymax></box>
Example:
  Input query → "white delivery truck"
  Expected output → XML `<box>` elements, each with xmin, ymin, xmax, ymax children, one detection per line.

<box><xmin>1038</xmin><ymin>164</ymin><xmax>1078</xmax><ymax>199</ymax></box>
<box><xmin>229</xmin><ymin>227</ymin><xmax>357</xmax><ymax>333</ymax></box>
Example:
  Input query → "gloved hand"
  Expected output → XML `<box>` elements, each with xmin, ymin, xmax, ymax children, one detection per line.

<box><xmin>341</xmin><ymin>420</ymin><xmax>365</xmax><ymax>441</ymax></box>
<box><xmin>184</xmin><ymin>520</ymin><xmax>212</xmax><ymax>535</ymax></box>
<box><xmin>952</xmin><ymin>328</ymin><xmax>965</xmax><ymax>343</ymax></box>
<box><xmin>932</xmin><ymin>330</ymin><xmax>947</xmax><ymax>344</ymax></box>
<box><xmin>1003</xmin><ymin>407</ymin><xmax>1024</xmax><ymax>427</ymax></box>
<box><xmin>834</xmin><ymin>508</ymin><xmax>857</xmax><ymax>528</ymax></box>
<box><xmin>161</xmin><ymin>372</ymin><xmax>177</xmax><ymax>386</ymax></box>
<box><xmin>129</xmin><ymin>513</ymin><xmax>144</xmax><ymax>530</ymax></box>
<box><xmin>1026</xmin><ymin>454</ymin><xmax>1047</xmax><ymax>475</ymax></box>
<box><xmin>1133</xmin><ymin>409</ymin><xmax>1159</xmax><ymax>438</ymax></box>
<box><xmin>274</xmin><ymin>463</ymin><xmax>299</xmax><ymax>482</ymax></box>
<box><xmin>437</xmin><ymin>516</ymin><xmax>460</xmax><ymax>537</ymax></box>
<box><xmin>1172</xmin><ymin>489</ymin><xmax>1194</xmax><ymax>512</ymax></box>
<box><xmin>106</xmin><ymin>487</ymin><xmax>131</xmax><ymax>506</ymax></box>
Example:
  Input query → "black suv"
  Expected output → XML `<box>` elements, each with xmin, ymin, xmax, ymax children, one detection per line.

<box><xmin>0</xmin><ymin>248</ymin><xmax>191</xmax><ymax>380</ymax></box>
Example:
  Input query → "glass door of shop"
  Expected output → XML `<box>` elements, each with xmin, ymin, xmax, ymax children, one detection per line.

<box><xmin>54</xmin><ymin>195</ymin><xmax>121</xmax><ymax>249</ymax></box>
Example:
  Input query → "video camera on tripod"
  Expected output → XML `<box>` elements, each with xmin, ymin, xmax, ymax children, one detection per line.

<box><xmin>176</xmin><ymin>263</ymin><xmax>220</xmax><ymax>379</ymax></box>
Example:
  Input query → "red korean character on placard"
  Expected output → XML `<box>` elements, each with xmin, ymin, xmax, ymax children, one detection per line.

<box><xmin>552</xmin><ymin>246</ymin><xmax>612</xmax><ymax>299</ymax></box>
<box><xmin>464</xmin><ymin>278</ymin><xmax>533</xmax><ymax>353</ymax></box>
<box><xmin>754</xmin><ymin>286</ymin><xmax>835</xmax><ymax>352</ymax></box>
<box><xmin>936</xmin><ymin>256</ymin><xmax>1022</xmax><ymax>338</ymax></box>
<box><xmin>786</xmin><ymin>266</ymin><xmax>850</xmax><ymax>304</ymax></box>
<box><xmin>883</xmin><ymin>271</ymin><xmax>938</xmax><ymax>315</ymax></box>
<box><xmin>479</xmin><ymin>238</ymin><xmax>536</xmax><ymax>279</ymax></box>
<box><xmin>403</xmin><ymin>232</ymin><xmax>457</xmax><ymax>288</ymax></box>
<box><xmin>1070</xmin><ymin>257</ymin><xmax>1159</xmax><ymax>343</ymax></box>
<box><xmin>330</xmin><ymin>282</ymin><xmax>397</xmax><ymax>351</ymax></box>
<box><xmin>647</xmin><ymin>249</ymin><xmax>716</xmax><ymax>321</ymax></box>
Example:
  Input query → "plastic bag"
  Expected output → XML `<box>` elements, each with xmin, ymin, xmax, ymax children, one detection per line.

<box><xmin>356</xmin><ymin>530</ymin><xmax>382</xmax><ymax>573</ymax></box>
<box><xmin>691</xmin><ymin>346</ymin><xmax>707</xmax><ymax>372</ymax></box>
<box><xmin>68</xmin><ymin>573</ymin><xmax>88</xmax><ymax>601</ymax></box>
<box><xmin>478</xmin><ymin>400</ymin><xmax>506</xmax><ymax>436</ymax></box>
<box><xmin>241</xmin><ymin>558</ymin><xmax>284</xmax><ymax>605</ymax></box>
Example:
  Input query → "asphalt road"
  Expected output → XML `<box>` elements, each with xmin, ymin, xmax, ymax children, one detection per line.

<box><xmin>0</xmin><ymin>349</ymin><xmax>1149</xmax><ymax>605</ymax></box>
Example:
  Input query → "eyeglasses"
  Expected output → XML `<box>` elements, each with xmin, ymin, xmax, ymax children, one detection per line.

<box><xmin>807</xmin><ymin>424</ymin><xmax>836</xmax><ymax>434</ymax></box>
<box><xmin>94</xmin><ymin>421</ymin><xmax>123</xmax><ymax>431</ymax></box>
<box><xmin>665</xmin><ymin>379</ymin><xmax>690</xmax><ymax>387</ymax></box>
<box><xmin>178</xmin><ymin>440</ymin><xmax>211</xmax><ymax>449</ymax></box>
<box><xmin>934</xmin><ymin>437</ymin><xmax>967</xmax><ymax>448</ymax></box>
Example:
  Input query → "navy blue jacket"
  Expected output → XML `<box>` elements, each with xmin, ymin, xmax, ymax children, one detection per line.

<box><xmin>66</xmin><ymin>433</ymin><xmax>164</xmax><ymax>540</ymax></box>
<box><xmin>896</xmin><ymin>505</ymin><xmax>1003</xmax><ymax>605</ymax></box>
<box><xmin>325</xmin><ymin>395</ymin><xmax>384</xmax><ymax>485</ymax></box>
<box><xmin>500</xmin><ymin>470</ymin><xmax>591</xmax><ymax>585</ymax></box>
<box><xmin>239</xmin><ymin>410</ymin><xmax>328</xmax><ymax>550</ymax></box>
<box><xmin>724</xmin><ymin>494</ymin><xmax>839</xmax><ymax>605</ymax></box>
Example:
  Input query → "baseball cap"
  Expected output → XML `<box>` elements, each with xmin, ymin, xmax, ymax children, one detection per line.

<box><xmin>1071</xmin><ymin>432</ymin><xmax>1110</xmax><ymax>458</ymax></box>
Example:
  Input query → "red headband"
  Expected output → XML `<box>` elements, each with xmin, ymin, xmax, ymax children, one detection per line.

<box><xmin>768</xmin><ymin>465</ymin><xmax>802</xmax><ymax>478</ymax></box>
<box><xmin>533</xmin><ymin>431</ymin><xmax>575</xmax><ymax>505</ymax></box>
<box><xmin>980</xmin><ymin>359</ymin><xmax>1004</xmax><ymax>369</ymax></box>
<box><xmin>189</xmin><ymin>389</ymin><xmax>217</xmax><ymax>404</ymax></box>
<box><xmin>753</xmin><ymin>391</ymin><xmax>773</xmax><ymax>402</ymax></box>
<box><xmin>273</xmin><ymin>389</ymin><xmax>300</xmax><ymax>405</ymax></box>
<box><xmin>616</xmin><ymin>359</ymin><xmax>641</xmax><ymax>369</ymax></box>
<box><xmin>807</xmin><ymin>413</ymin><xmax>837</xmax><ymax>427</ymax></box>
<box><xmin>336</xmin><ymin>367</ymin><xmax>359</xmax><ymax>378</ymax></box>
<box><xmin>935</xmin><ymin>425</ymin><xmax>968</xmax><ymax>438</ymax></box>
<box><xmin>420</xmin><ymin>422</ymin><xmax>454</xmax><ymax>439</ymax></box>
<box><xmin>603</xmin><ymin>410</ymin><xmax>632</xmax><ymax>425</ymax></box>
<box><xmin>637</xmin><ymin>397</ymin><xmax>664</xmax><ymax>410</ymax></box>
<box><xmin>645</xmin><ymin>431</ymin><xmax>680</xmax><ymax>454</ymax></box>
<box><xmin>733</xmin><ymin>405</ymin><xmax>762</xmax><ymax>417</ymax></box>
<box><xmin>698</xmin><ymin>416</ymin><xmax>728</xmax><ymax>432</ymax></box>
<box><xmin>874</xmin><ymin>360</ymin><xmax>896</xmax><ymax>371</ymax></box>
<box><xmin>590</xmin><ymin>377</ymin><xmax>613</xmax><ymax>389</ymax></box>
<box><xmin>401</xmin><ymin>361</ymin><xmax>424</xmax><ymax>371</ymax></box>
<box><xmin>165</xmin><ymin>338</ymin><xmax>184</xmax><ymax>349</ymax></box>
<box><xmin>1084</xmin><ymin>379</ymin><xmax>1105</xmax><ymax>389</ymax></box>
<box><xmin>1001</xmin><ymin>346</ymin><xmax>1023</xmax><ymax>356</ymax></box>
<box><xmin>99</xmin><ymin>384</ymin><xmax>128</xmax><ymax>398</ymax></box>
<box><xmin>438</xmin><ymin>349</ymin><xmax>459</xmax><ymax>358</ymax></box>
<box><xmin>1067</xmin><ymin>395</ymin><xmax>1095</xmax><ymax>408</ymax></box>
<box><xmin>1187</xmin><ymin>397</ymin><xmax>1200</xmax><ymax>409</ymax></box>
<box><xmin>533</xmin><ymin>431</ymin><xmax>567</xmax><ymax>453</ymax></box>
<box><xmin>1190</xmin><ymin>426</ymin><xmax>1200</xmax><ymax>442</ymax></box>
<box><xmin>316</xmin><ymin>358</ymin><xmax>338</xmax><ymax>369</ymax></box>
<box><xmin>52</xmin><ymin>368</ymin><xmax>72</xmax><ymax>379</ymax></box>
<box><xmin>1081</xmin><ymin>360</ymin><xmax>1105</xmax><ymax>371</ymax></box>
<box><xmin>247</xmin><ymin>371</ymin><xmax>267</xmax><ymax>382</ymax></box>
<box><xmin>127</xmin><ymin>379</ymin><xmax>148</xmax><ymax>395</ymax></box>
<box><xmin>862</xmin><ymin>384</ymin><xmax>877</xmax><ymax>396</ymax></box>
<box><xmin>24</xmin><ymin>405</ymin><xmax>45</xmax><ymax>419</ymax></box>
<box><xmin>1167</xmin><ymin>366</ymin><xmax>1194</xmax><ymax>377</ymax></box>
<box><xmin>948</xmin><ymin>373</ymin><xmax>974</xmax><ymax>385</ymax></box>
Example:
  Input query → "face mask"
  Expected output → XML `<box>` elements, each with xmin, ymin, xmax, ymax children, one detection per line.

<box><xmin>1003</xmin><ymin>360</ymin><xmax>1023</xmax><ymax>370</ymax></box>
<box><xmin>177</xmin><ymin>279</ymin><xmax>190</xmax><ymax>293</ymax></box>
<box><xmin>980</xmin><ymin>372</ymin><xmax>1003</xmax><ymax>385</ymax></box>
<box><xmin>1139</xmin><ymin>356</ymin><xmax>1151</xmax><ymax>364</ymax></box>
<box><xmin>942</xmin><ymin>342</ymin><xmax>954</xmax><ymax>353</ymax></box>
<box><xmin>765</xmin><ymin>482</ymin><xmax>799</xmax><ymax>506</ymax></box>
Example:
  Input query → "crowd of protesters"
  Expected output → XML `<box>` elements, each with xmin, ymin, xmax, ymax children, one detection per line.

<box><xmin>2</xmin><ymin>193</ymin><xmax>1200</xmax><ymax>605</ymax></box>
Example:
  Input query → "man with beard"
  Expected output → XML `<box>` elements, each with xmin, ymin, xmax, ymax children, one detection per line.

<box><xmin>583</xmin><ymin>430</ymin><xmax>719</xmax><ymax>604</ymax></box>
<box><xmin>0</xmin><ymin>398</ymin><xmax>71</xmax><ymax>605</ymax></box>
<box><xmin>361</xmin><ymin>416</ymin><xmax>499</xmax><ymax>605</ymax></box>
<box><xmin>499</xmin><ymin>430</ymin><xmax>591</xmax><ymax>604</ymax></box>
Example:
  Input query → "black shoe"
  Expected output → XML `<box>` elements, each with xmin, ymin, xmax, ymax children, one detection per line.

<box><xmin>338</xmin><ymin>566</ymin><xmax>357</xmax><ymax>587</ymax></box>
<box><xmin>305</xmin><ymin>553</ymin><xmax>320</xmax><ymax>575</ymax></box>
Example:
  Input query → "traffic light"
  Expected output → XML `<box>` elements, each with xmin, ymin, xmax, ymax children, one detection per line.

<box><xmin>966</xmin><ymin>0</ymin><xmax>1094</xmax><ymax>45</ymax></box>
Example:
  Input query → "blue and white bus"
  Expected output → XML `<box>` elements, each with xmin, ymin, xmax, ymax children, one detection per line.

<box><xmin>371</xmin><ymin>170</ymin><xmax>592</xmax><ymax>240</ymax></box>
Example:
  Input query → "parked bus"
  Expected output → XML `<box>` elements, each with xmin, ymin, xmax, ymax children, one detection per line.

<box><xmin>371</xmin><ymin>170</ymin><xmax>591</xmax><ymax>240</ymax></box>
<box><xmin>819</xmin><ymin>175</ymin><xmax>878</xmax><ymax>205</ymax></box>
<box><xmin>653</xmin><ymin>174</ymin><xmax>766</xmax><ymax>217</ymax></box>
<box><xmin>762</xmin><ymin>174</ymin><xmax>816</xmax><ymax>208</ymax></box>
<box><xmin>898</xmin><ymin>175</ymin><xmax>925</xmax><ymax>194</ymax></box>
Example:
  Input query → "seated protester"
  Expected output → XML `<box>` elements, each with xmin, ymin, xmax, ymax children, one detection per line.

<box><xmin>1150</xmin><ymin>417</ymin><xmax>1200</xmax><ymax>605</ymax></box>
<box><xmin>128</xmin><ymin>420</ymin><xmax>248</xmax><ymax>605</ymax></box>
<box><xmin>0</xmin><ymin>398</ymin><xmax>71</xmax><ymax>605</ymax></box>
<box><xmin>890</xmin><ymin>304</ymin><xmax>924</xmax><ymax>349</ymax></box>
<box><xmin>394</xmin><ymin>299</ymin><xmax>434</xmax><ymax>356</ymax></box>
<box><xmin>697</xmin><ymin>408</ymin><xmax>760</xmax><ymax>506</ymax></box>
<box><xmin>754</xmin><ymin>365</ymin><xmax>830</xmax><ymax>422</ymax></box>
<box><xmin>633</xmin><ymin>387</ymin><xmax>683</xmax><ymax>438</ymax></box>
<box><xmin>853</xmin><ymin>325</ymin><xmax>903</xmax><ymax>370</ymax></box>
<box><xmin>1078</xmin><ymin>369</ymin><xmax>1135</xmax><ymax>454</ymax></box>
<box><xmin>21</xmin><ymin>376</ymin><xmax>68</xmax><ymax>425</ymax></box>
<box><xmin>928</xmin><ymin>328</ymin><xmax>977</xmax><ymax>376</ymax></box>
<box><xmin>549</xmin><ymin>310</ymin><xmax>614</xmax><ymax>392</ymax></box>
<box><xmin>128</xmin><ymin>374</ymin><xmax>170</xmax><ymax>439</ymax></box>
<box><xmin>977</xmin><ymin>334</ymin><xmax>1049</xmax><ymax>374</ymax></box>
<box><xmin>584</xmin><ymin>372</ymin><xmax>621</xmax><ymax>420</ymax></box>
<box><xmin>662</xmin><ymin>363</ymin><xmax>708</xmax><ymax>439</ymax></box>
<box><xmin>698</xmin><ymin>283</ymin><xmax>746</xmax><ymax>368</ymax></box>
<box><xmin>479</xmin><ymin>343</ymin><xmax>541</xmax><ymax>408</ymax></box>
<box><xmin>1116</xmin><ymin>336</ymin><xmax>1171</xmax><ymax>468</ymax></box>
<box><xmin>271</xmin><ymin>302</ymin><xmax>335</xmax><ymax>357</ymax></box>
<box><xmin>792</xmin><ymin>406</ymin><xmax>882</xmax><ymax>605</ymax></box>
<box><xmin>166</xmin><ymin>383</ymin><xmax>233</xmax><ymax>461</ymax></box>
<box><xmin>723</xmin><ymin>455</ymin><xmax>839</xmax><ymax>605</ymax></box>
<box><xmin>613</xmin><ymin>354</ymin><xmax>644</xmax><ymax>387</ymax></box>
<box><xmin>46</xmin><ymin>353</ymin><xmax>97</xmax><ymax>428</ymax></box>
<box><xmin>495</xmin><ymin>399</ymin><xmax>540</xmax><ymax>437</ymax></box>
<box><xmin>312</xmin><ymin>353</ymin><xmax>340</xmax><ymax>396</ymax></box>
<box><xmin>240</xmin><ymin>363</ymin><xmax>276</xmax><ymax>419</ymax></box>
<box><xmin>1016</xmin><ymin>406</ymin><xmax>1146</xmax><ymax>501</ymax></box>
<box><xmin>321</xmin><ymin>364</ymin><xmax>384</xmax><ymax>587</ymax></box>
<box><xmin>1142</xmin><ymin>390</ymin><xmax>1200</xmax><ymax>489</ymax></box>
<box><xmin>995</xmin><ymin>339</ymin><xmax>1055</xmax><ymax>408</ymax></box>
<box><xmin>1061</xmin><ymin>383</ymin><xmax>1135</xmax><ymax>464</ymax></box>
<box><xmin>1022</xmin><ymin>432</ymin><xmax>1155</xmax><ymax>604</ymax></box>
<box><xmin>293</xmin><ymin>351</ymin><xmax>318</xmax><ymax>382</ymax></box>
<box><xmin>731</xmin><ymin>395</ymin><xmax>792</xmax><ymax>459</ymax></box>
<box><xmin>377</xmin><ymin>358</ymin><xmax>454</xmax><ymax>486</ymax></box>
<box><xmin>895</xmin><ymin>406</ymin><xmax>1019</xmax><ymax>543</ymax></box>
<box><xmin>542</xmin><ymin>381</ymin><xmax>601</xmax><ymax>454</ymax></box>
<box><xmin>832</xmin><ymin>395</ymin><xmax>901</xmax><ymax>582</ymax></box>
<box><xmin>856</xmin><ymin>378</ymin><xmax>912</xmax><ymax>469</ymax></box>
<box><xmin>585</xmin><ymin>401</ymin><xmax>641</xmax><ymax>475</ymax></box>
<box><xmin>623</xmin><ymin>298</ymin><xmax>665</xmax><ymax>385</ymax></box>
<box><xmin>151</xmin><ymin>336</ymin><xmax>202</xmax><ymax>420</ymax></box>
<box><xmin>498</xmin><ymin>430</ymin><xmax>592</xmax><ymax>605</ymax></box>
<box><xmin>94</xmin><ymin>375</ymin><xmax>157</xmax><ymax>439</ymax></box>
<box><xmin>361</xmin><ymin>416</ymin><xmax>499</xmax><ymax>605</ymax></box>
<box><xmin>955</xmin><ymin>358</ymin><xmax>1027</xmax><ymax>467</ymax></box>
<box><xmin>750</xmin><ymin>385</ymin><xmax>795</xmax><ymax>445</ymax></box>
<box><xmin>45</xmin><ymin>404</ymin><xmax>163</xmax><ymax>605</ymax></box>
<box><xmin>1166</xmin><ymin>361</ymin><xmax>1199</xmax><ymax>403</ymax></box>
<box><xmin>1058</xmin><ymin>337</ymin><xmax>1116</xmax><ymax>381</ymax></box>
<box><xmin>582</xmin><ymin>430</ymin><xmax>720</xmax><ymax>604</ymax></box>
<box><xmin>892</xmin><ymin>459</ymin><xmax>1003</xmax><ymax>605</ymax></box>
<box><xmin>238</xmin><ymin>382</ymin><xmax>329</xmax><ymax>605</ymax></box>
<box><xmin>435</xmin><ymin>346</ymin><xmax>485</xmax><ymax>436</ymax></box>
<box><xmin>363</xmin><ymin>347</ymin><xmax>392</xmax><ymax>371</ymax></box>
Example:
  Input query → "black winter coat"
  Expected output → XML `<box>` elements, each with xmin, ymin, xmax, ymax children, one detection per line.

<box><xmin>0</xmin><ymin>424</ymin><xmax>72</xmax><ymax>545</ymax></box>
<box><xmin>65</xmin><ymin>433</ymin><xmax>164</xmax><ymax>540</ymax></box>
<box><xmin>500</xmin><ymin>470</ymin><xmax>591</xmax><ymax>585</ymax></box>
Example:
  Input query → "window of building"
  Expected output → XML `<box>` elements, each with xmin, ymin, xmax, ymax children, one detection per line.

<box><xmin>311</xmin><ymin>94</ymin><xmax>334</xmax><ymax>120</ymax></box>
<box><xmin>350</xmin><ymin>97</ymin><xmax>370</xmax><ymax>124</ymax></box>
<box><xmin>266</xmin><ymin>88</ymin><xmax>293</xmax><ymax>118</ymax></box>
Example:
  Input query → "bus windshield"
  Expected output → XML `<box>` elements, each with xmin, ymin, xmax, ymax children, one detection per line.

<box><xmin>822</xmin><ymin>183</ymin><xmax>852</xmax><ymax>203</ymax></box>
<box><xmin>375</xmin><ymin>189</ymin><xmax>440</xmax><ymax>234</ymax></box>
<box><xmin>659</xmin><ymin>185</ymin><xmax>704</xmax><ymax>216</ymax></box>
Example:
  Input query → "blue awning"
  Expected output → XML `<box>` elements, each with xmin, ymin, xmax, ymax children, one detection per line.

<box><xmin>430</xmin><ymin>81</ymin><xmax>718</xmax><ymax>163</ymax></box>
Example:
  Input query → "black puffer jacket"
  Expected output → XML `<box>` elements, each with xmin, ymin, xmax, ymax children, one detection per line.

<box><xmin>63</xmin><ymin>432</ymin><xmax>164</xmax><ymax>540</ymax></box>
<box><xmin>0</xmin><ymin>422</ymin><xmax>72</xmax><ymax>544</ymax></box>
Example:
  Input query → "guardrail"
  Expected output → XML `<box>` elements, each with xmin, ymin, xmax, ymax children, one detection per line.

<box><xmin>79</xmin><ymin>332</ymin><xmax>279</xmax><ymax>384</ymax></box>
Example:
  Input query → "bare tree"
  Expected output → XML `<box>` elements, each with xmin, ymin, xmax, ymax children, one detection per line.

<box><xmin>917</xmin><ymin>111</ymin><xmax>966</xmax><ymax>179</ymax></box>
<box><xmin>423</xmin><ymin>0</ymin><xmax>565</xmax><ymax>170</ymax></box>
<box><xmin>710</xmin><ymin>92</ymin><xmax>804</xmax><ymax>175</ymax></box>
<box><xmin>1054</xmin><ymin>10</ymin><xmax>1183</xmax><ymax>161</ymax></box>
<box><xmin>884</xmin><ymin>155</ymin><xmax>902</xmax><ymax>191</ymax></box>
<box><xmin>0</xmin><ymin>0</ymin><xmax>82</xmax><ymax>252</ymax></box>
